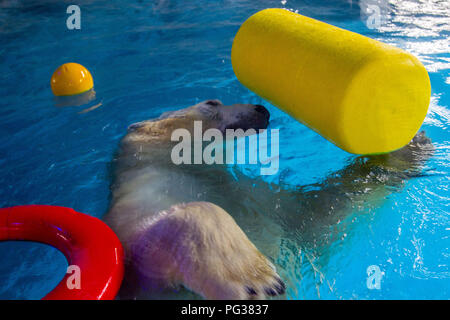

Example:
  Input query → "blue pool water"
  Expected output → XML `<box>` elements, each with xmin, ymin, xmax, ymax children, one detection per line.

<box><xmin>0</xmin><ymin>0</ymin><xmax>448</xmax><ymax>299</ymax></box>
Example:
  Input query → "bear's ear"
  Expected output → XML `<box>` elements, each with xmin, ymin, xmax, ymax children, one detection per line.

<box><xmin>158</xmin><ymin>111</ymin><xmax>174</xmax><ymax>119</ymax></box>
<box><xmin>203</xmin><ymin>99</ymin><xmax>223</xmax><ymax>107</ymax></box>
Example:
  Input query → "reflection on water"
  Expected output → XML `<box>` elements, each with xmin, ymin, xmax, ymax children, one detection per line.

<box><xmin>367</xmin><ymin>0</ymin><xmax>450</xmax><ymax>72</ymax></box>
<box><xmin>53</xmin><ymin>89</ymin><xmax>96</xmax><ymax>107</ymax></box>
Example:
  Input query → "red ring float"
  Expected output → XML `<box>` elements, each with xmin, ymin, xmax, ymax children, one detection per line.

<box><xmin>0</xmin><ymin>205</ymin><xmax>124</xmax><ymax>300</ymax></box>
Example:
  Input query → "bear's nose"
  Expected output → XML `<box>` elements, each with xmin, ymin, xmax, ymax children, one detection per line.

<box><xmin>254</xmin><ymin>105</ymin><xmax>270</xmax><ymax>120</ymax></box>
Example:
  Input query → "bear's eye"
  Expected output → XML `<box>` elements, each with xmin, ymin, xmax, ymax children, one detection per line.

<box><xmin>198</xmin><ymin>104</ymin><xmax>222</xmax><ymax>121</ymax></box>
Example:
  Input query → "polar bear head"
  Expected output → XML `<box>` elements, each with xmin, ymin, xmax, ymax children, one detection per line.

<box><xmin>125</xmin><ymin>100</ymin><xmax>270</xmax><ymax>143</ymax></box>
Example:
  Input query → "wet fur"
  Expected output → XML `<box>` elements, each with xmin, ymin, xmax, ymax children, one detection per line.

<box><xmin>104</xmin><ymin>100</ymin><xmax>282</xmax><ymax>299</ymax></box>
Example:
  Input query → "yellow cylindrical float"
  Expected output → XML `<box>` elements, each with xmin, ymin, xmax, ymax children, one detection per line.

<box><xmin>231</xmin><ymin>8</ymin><xmax>431</xmax><ymax>154</ymax></box>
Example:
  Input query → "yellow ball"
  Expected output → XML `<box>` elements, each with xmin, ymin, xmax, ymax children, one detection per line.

<box><xmin>50</xmin><ymin>63</ymin><xmax>94</xmax><ymax>96</ymax></box>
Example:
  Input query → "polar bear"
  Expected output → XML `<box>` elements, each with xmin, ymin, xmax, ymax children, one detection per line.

<box><xmin>104</xmin><ymin>99</ymin><xmax>433</xmax><ymax>300</ymax></box>
<box><xmin>104</xmin><ymin>100</ymin><xmax>284</xmax><ymax>300</ymax></box>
